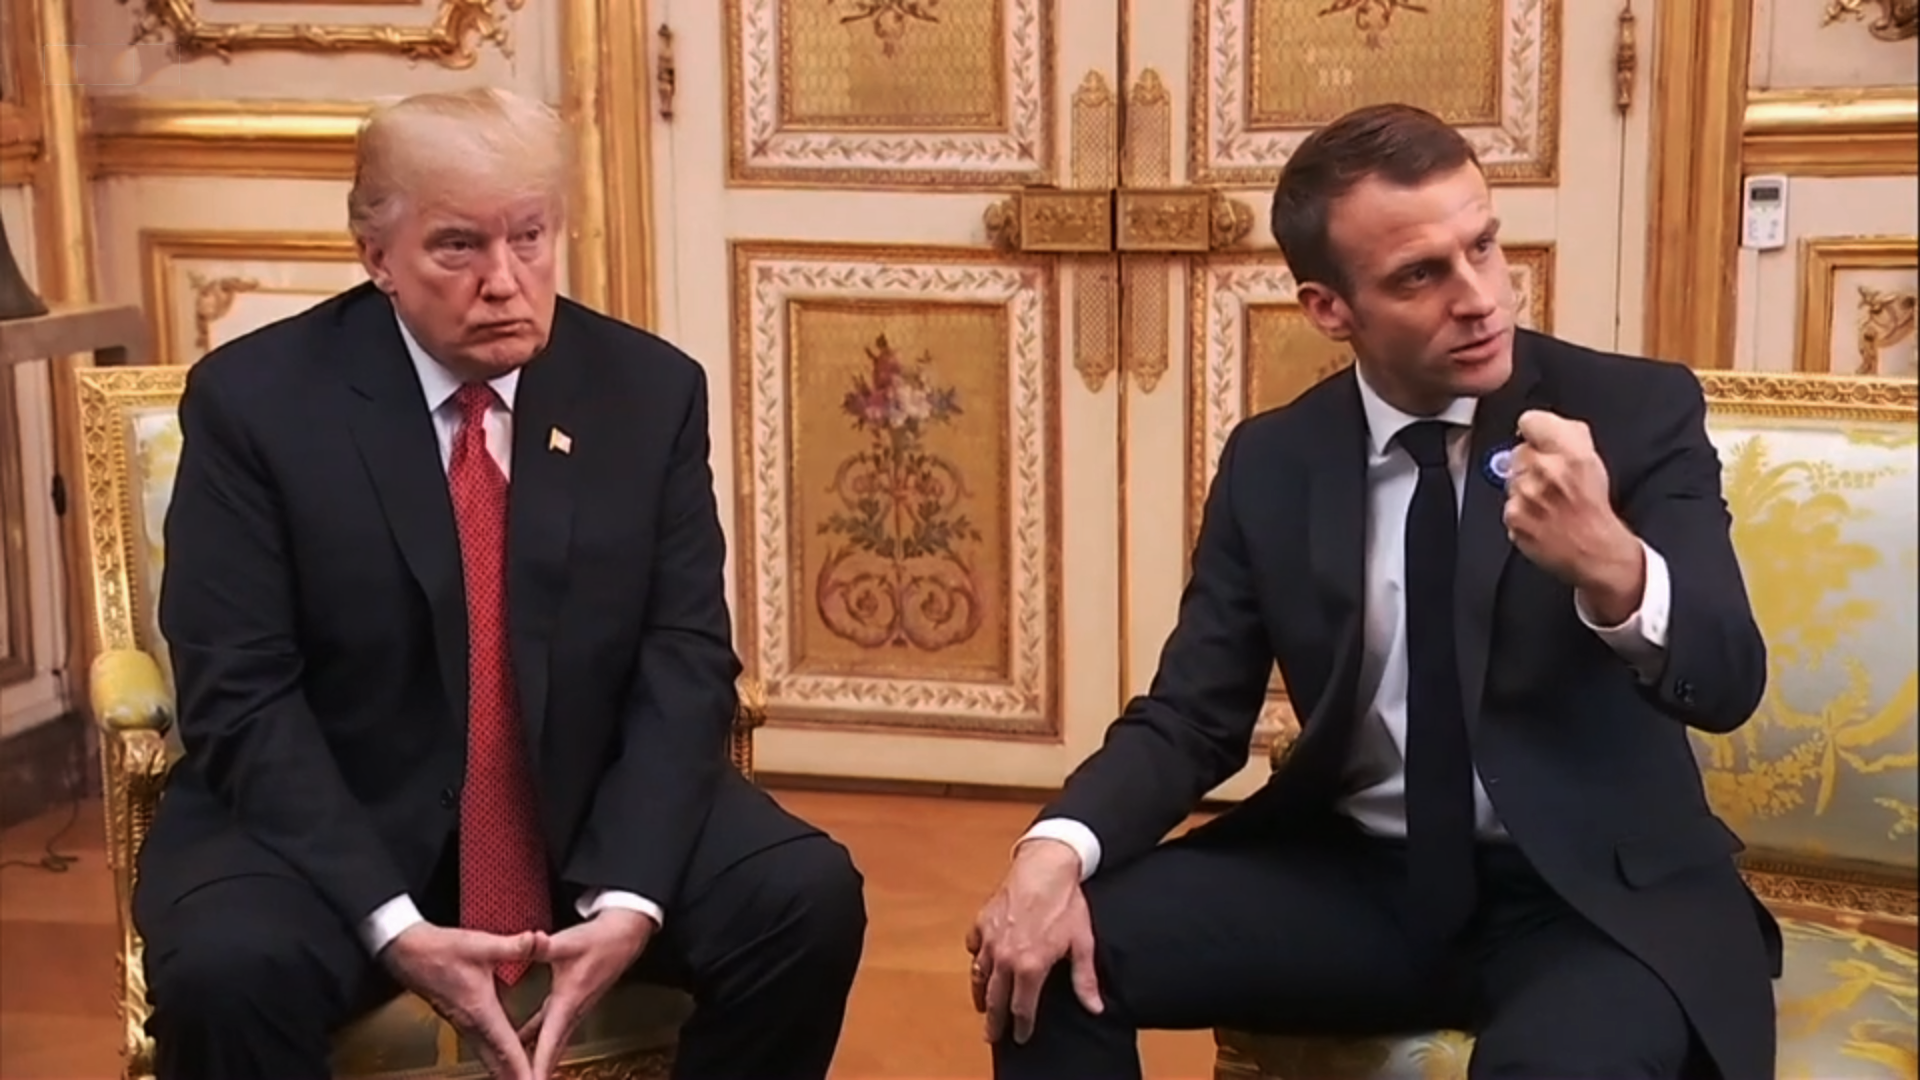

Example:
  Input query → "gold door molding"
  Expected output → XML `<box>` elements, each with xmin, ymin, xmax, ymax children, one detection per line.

<box><xmin>985</xmin><ymin>68</ymin><xmax>1257</xmax><ymax>395</ymax></box>
<box><xmin>86</xmin><ymin>98</ymin><xmax>367</xmax><ymax>180</ymax></box>
<box><xmin>1188</xmin><ymin>0</ymin><xmax>1563</xmax><ymax>186</ymax></box>
<box><xmin>723</xmin><ymin>0</ymin><xmax>1055</xmax><ymax>189</ymax></box>
<box><xmin>727</xmin><ymin>241</ymin><xmax>1062</xmax><ymax>739</ymax></box>
<box><xmin>1645</xmin><ymin>0</ymin><xmax>1752</xmax><ymax>370</ymax></box>
<box><xmin>1744</xmin><ymin>88</ymin><xmax>1920</xmax><ymax>178</ymax></box>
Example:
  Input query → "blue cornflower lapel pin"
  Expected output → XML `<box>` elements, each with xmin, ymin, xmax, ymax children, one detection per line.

<box><xmin>1482</xmin><ymin>436</ymin><xmax>1522</xmax><ymax>491</ymax></box>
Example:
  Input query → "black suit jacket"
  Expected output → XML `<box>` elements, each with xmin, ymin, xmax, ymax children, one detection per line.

<box><xmin>1040</xmin><ymin>330</ymin><xmax>1780</xmax><ymax>1080</ymax></box>
<box><xmin>139</xmin><ymin>282</ymin><xmax>756</xmax><ymax>932</ymax></box>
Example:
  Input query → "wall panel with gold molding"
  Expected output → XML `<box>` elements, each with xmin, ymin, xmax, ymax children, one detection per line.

<box><xmin>1189</xmin><ymin>0</ymin><xmax>1562</xmax><ymax>186</ymax></box>
<box><xmin>0</xmin><ymin>183</ymin><xmax>75</xmax><ymax>737</ymax></box>
<box><xmin>1751</xmin><ymin>0</ymin><xmax>1918</xmax><ymax>90</ymax></box>
<box><xmin>725</xmin><ymin>0</ymin><xmax>1052</xmax><ymax>188</ymax></box>
<box><xmin>89</xmin><ymin>176</ymin><xmax>574</xmax><ymax>352</ymax></box>
<box><xmin>70</xmin><ymin>0</ymin><xmax>558</xmax><ymax>100</ymax></box>
<box><xmin>136</xmin><ymin>228</ymin><xmax>367</xmax><ymax>366</ymax></box>
<box><xmin>1729</xmin><ymin>0</ymin><xmax>1919</xmax><ymax>375</ymax></box>
<box><xmin>68</xmin><ymin>0</ymin><xmax>584</xmax><ymax>366</ymax></box>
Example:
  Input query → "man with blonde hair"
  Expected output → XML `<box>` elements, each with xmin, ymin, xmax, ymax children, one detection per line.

<box><xmin>133</xmin><ymin>86</ymin><xmax>866</xmax><ymax>1080</ymax></box>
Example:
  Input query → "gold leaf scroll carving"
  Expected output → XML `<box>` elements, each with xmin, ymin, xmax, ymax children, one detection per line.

<box><xmin>1822</xmin><ymin>0</ymin><xmax>1919</xmax><ymax>41</ymax></box>
<box><xmin>186</xmin><ymin>273</ymin><xmax>257</xmax><ymax>355</ymax></box>
<box><xmin>829</xmin><ymin>0</ymin><xmax>942</xmax><ymax>57</ymax></box>
<box><xmin>1122</xmin><ymin>68</ymin><xmax>1172</xmax><ymax>394</ymax></box>
<box><xmin>1855</xmin><ymin>286</ymin><xmax>1918</xmax><ymax>375</ymax></box>
<box><xmin>121</xmin><ymin>0</ymin><xmax>527</xmax><ymax>68</ymax></box>
<box><xmin>1070</xmin><ymin>70</ymin><xmax>1120</xmax><ymax>393</ymax></box>
<box><xmin>1317</xmin><ymin>0</ymin><xmax>1430</xmax><ymax>49</ymax></box>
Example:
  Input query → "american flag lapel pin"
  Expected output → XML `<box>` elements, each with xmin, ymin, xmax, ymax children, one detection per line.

<box><xmin>548</xmin><ymin>426</ymin><xmax>573</xmax><ymax>455</ymax></box>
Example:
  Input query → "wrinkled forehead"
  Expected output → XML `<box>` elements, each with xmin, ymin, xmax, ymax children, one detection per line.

<box><xmin>412</xmin><ymin>188</ymin><xmax>560</xmax><ymax>236</ymax></box>
<box><xmin>1328</xmin><ymin>166</ymin><xmax>1494</xmax><ymax>279</ymax></box>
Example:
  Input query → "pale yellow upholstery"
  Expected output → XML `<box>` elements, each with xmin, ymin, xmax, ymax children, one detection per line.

<box><xmin>1216</xmin><ymin>372</ymin><xmax>1919</xmax><ymax>1080</ymax></box>
<box><xmin>75</xmin><ymin>365</ymin><xmax>765</xmax><ymax>1080</ymax></box>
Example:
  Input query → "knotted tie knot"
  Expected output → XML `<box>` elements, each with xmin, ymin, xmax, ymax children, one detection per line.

<box><xmin>1395</xmin><ymin>420</ymin><xmax>1456</xmax><ymax>470</ymax></box>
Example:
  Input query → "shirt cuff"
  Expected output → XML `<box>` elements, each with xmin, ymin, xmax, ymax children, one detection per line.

<box><xmin>360</xmin><ymin>893</ymin><xmax>425</xmax><ymax>956</ymax></box>
<box><xmin>1017</xmin><ymin>818</ymin><xmax>1101</xmax><ymax>882</ymax></box>
<box><xmin>576</xmin><ymin>888</ymin><xmax>665</xmax><ymax>930</ymax></box>
<box><xmin>1575</xmin><ymin>538</ymin><xmax>1671</xmax><ymax>682</ymax></box>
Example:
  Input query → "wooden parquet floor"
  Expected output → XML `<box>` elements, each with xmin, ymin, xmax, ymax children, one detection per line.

<box><xmin>0</xmin><ymin>789</ymin><xmax>1220</xmax><ymax>1079</ymax></box>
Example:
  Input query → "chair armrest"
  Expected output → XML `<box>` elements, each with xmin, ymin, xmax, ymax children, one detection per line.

<box><xmin>89</xmin><ymin>647</ymin><xmax>176</xmax><ymax>1080</ymax></box>
<box><xmin>731</xmin><ymin>676</ymin><xmax>768</xmax><ymax>782</ymax></box>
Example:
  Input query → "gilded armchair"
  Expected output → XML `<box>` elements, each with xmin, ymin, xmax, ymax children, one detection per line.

<box><xmin>75</xmin><ymin>364</ymin><xmax>766</xmax><ymax>1080</ymax></box>
<box><xmin>1215</xmin><ymin>371</ymin><xmax>1919</xmax><ymax>1080</ymax></box>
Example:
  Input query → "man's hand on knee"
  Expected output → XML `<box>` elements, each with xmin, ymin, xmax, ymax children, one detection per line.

<box><xmin>966</xmin><ymin>839</ymin><xmax>1105</xmax><ymax>1046</ymax></box>
<box><xmin>381</xmin><ymin>924</ymin><xmax>544</xmax><ymax>1080</ymax></box>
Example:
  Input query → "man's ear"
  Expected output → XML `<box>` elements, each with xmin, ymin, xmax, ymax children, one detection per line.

<box><xmin>356</xmin><ymin>236</ymin><xmax>395</xmax><ymax>293</ymax></box>
<box><xmin>1296</xmin><ymin>281</ymin><xmax>1353</xmax><ymax>343</ymax></box>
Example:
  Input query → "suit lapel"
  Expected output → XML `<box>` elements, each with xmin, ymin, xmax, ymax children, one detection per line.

<box><xmin>1454</xmin><ymin>335</ymin><xmax>1546</xmax><ymax>729</ymax></box>
<box><xmin>1306</xmin><ymin>368</ymin><xmax>1371</xmax><ymax>646</ymax></box>
<box><xmin>339</xmin><ymin>287</ymin><xmax>471</xmax><ymax>730</ymax></box>
<box><xmin>504</xmin><ymin>309</ymin><xmax>585</xmax><ymax>758</ymax></box>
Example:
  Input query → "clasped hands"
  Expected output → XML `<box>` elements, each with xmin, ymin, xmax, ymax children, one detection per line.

<box><xmin>1504</xmin><ymin>409</ymin><xmax>1646</xmax><ymax>621</ymax></box>
<box><xmin>381</xmin><ymin>909</ymin><xmax>654</xmax><ymax>1080</ymax></box>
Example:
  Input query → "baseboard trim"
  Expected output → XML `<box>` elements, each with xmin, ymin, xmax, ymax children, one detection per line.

<box><xmin>0</xmin><ymin>711</ymin><xmax>96</xmax><ymax>829</ymax></box>
<box><xmin>758</xmin><ymin>771</ymin><xmax>1058</xmax><ymax>804</ymax></box>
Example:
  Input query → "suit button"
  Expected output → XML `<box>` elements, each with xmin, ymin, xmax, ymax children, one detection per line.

<box><xmin>1673</xmin><ymin>679</ymin><xmax>1695</xmax><ymax>703</ymax></box>
<box><xmin>439</xmin><ymin>786</ymin><xmax>457</xmax><ymax>809</ymax></box>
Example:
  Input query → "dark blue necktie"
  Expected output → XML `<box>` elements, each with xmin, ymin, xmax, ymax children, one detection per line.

<box><xmin>1395</xmin><ymin>420</ymin><xmax>1479</xmax><ymax>950</ymax></box>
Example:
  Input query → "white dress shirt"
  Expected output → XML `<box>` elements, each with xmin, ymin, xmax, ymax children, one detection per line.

<box><xmin>359</xmin><ymin>315</ymin><xmax>664</xmax><ymax>956</ymax></box>
<box><xmin>1021</xmin><ymin>367</ymin><xmax>1673</xmax><ymax>879</ymax></box>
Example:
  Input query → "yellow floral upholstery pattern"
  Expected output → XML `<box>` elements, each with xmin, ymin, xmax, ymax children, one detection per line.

<box><xmin>76</xmin><ymin>366</ymin><xmax>764</xmax><ymax>1080</ymax></box>
<box><xmin>1693</xmin><ymin>414</ymin><xmax>1918</xmax><ymax>873</ymax></box>
<box><xmin>1214</xmin><ymin>374</ymin><xmax>1918</xmax><ymax>1080</ymax></box>
<box><xmin>128</xmin><ymin>404</ymin><xmax>181</xmax><ymax>714</ymax></box>
<box><xmin>1221</xmin><ymin>917</ymin><xmax>1918</xmax><ymax>1080</ymax></box>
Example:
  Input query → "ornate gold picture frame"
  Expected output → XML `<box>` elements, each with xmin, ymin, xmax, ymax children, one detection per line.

<box><xmin>122</xmin><ymin>0</ymin><xmax>525</xmax><ymax>69</ymax></box>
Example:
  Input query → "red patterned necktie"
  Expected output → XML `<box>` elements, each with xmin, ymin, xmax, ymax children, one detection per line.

<box><xmin>448</xmin><ymin>382</ymin><xmax>551</xmax><ymax>984</ymax></box>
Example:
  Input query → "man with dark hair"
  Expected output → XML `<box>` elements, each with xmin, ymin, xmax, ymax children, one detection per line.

<box><xmin>965</xmin><ymin>102</ymin><xmax>1777</xmax><ymax>1080</ymax></box>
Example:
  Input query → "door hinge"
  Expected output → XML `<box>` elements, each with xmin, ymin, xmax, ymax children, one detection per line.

<box><xmin>1615</xmin><ymin>2</ymin><xmax>1638</xmax><ymax>115</ymax></box>
<box><xmin>656</xmin><ymin>23</ymin><xmax>677</xmax><ymax>121</ymax></box>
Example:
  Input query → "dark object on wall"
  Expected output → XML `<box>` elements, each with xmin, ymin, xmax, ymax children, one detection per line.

<box><xmin>0</xmin><ymin>215</ymin><xmax>49</xmax><ymax>321</ymax></box>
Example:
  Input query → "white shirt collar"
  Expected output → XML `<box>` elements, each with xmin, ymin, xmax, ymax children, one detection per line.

<box><xmin>1353</xmin><ymin>361</ymin><xmax>1476</xmax><ymax>458</ymax></box>
<box><xmin>394</xmin><ymin>311</ymin><xmax>520</xmax><ymax>413</ymax></box>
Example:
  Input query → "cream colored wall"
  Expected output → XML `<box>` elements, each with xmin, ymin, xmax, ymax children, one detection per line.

<box><xmin>1733</xmin><ymin>2</ymin><xmax>1917</xmax><ymax>374</ymax></box>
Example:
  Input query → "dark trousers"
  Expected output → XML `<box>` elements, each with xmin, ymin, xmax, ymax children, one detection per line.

<box><xmin>992</xmin><ymin>818</ymin><xmax>1707</xmax><ymax>1080</ymax></box>
<box><xmin>135</xmin><ymin>771</ymin><xmax>867</xmax><ymax>1080</ymax></box>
